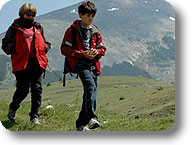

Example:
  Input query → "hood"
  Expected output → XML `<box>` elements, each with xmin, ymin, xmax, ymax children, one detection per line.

<box><xmin>71</xmin><ymin>20</ymin><xmax>79</xmax><ymax>30</ymax></box>
<box><xmin>71</xmin><ymin>19</ymin><xmax>98</xmax><ymax>35</ymax></box>
<box><xmin>11</xmin><ymin>18</ymin><xmax>22</xmax><ymax>29</ymax></box>
<box><xmin>10</xmin><ymin>17</ymin><xmax>37</xmax><ymax>30</ymax></box>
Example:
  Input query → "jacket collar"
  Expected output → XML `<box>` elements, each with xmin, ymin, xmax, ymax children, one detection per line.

<box><xmin>10</xmin><ymin>18</ymin><xmax>36</xmax><ymax>31</ymax></box>
<box><xmin>71</xmin><ymin>20</ymin><xmax>98</xmax><ymax>34</ymax></box>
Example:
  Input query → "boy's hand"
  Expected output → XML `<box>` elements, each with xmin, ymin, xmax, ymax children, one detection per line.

<box><xmin>83</xmin><ymin>48</ymin><xmax>98</xmax><ymax>59</ymax></box>
<box><xmin>90</xmin><ymin>48</ymin><xmax>98</xmax><ymax>56</ymax></box>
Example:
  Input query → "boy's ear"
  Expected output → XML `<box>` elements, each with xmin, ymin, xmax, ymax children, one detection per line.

<box><xmin>79</xmin><ymin>13</ymin><xmax>82</xmax><ymax>18</ymax></box>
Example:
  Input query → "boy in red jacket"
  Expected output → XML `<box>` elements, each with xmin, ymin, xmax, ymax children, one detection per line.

<box><xmin>2</xmin><ymin>3</ymin><xmax>51</xmax><ymax>125</ymax></box>
<box><xmin>61</xmin><ymin>1</ymin><xmax>106</xmax><ymax>131</ymax></box>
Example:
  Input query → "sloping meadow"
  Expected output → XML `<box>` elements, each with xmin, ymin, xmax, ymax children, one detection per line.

<box><xmin>0</xmin><ymin>76</ymin><xmax>175</xmax><ymax>131</ymax></box>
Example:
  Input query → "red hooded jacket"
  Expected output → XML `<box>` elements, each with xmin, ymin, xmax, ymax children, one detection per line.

<box><xmin>2</xmin><ymin>18</ymin><xmax>50</xmax><ymax>72</ymax></box>
<box><xmin>60</xmin><ymin>20</ymin><xmax>107</xmax><ymax>75</ymax></box>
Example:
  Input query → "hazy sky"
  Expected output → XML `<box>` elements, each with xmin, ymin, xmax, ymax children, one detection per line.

<box><xmin>0</xmin><ymin>0</ymin><xmax>83</xmax><ymax>34</ymax></box>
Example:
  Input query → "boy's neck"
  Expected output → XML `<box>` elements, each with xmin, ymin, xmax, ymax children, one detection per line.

<box><xmin>81</xmin><ymin>21</ymin><xmax>91</xmax><ymax>29</ymax></box>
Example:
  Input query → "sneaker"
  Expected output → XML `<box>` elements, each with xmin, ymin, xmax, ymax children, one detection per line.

<box><xmin>88</xmin><ymin>118</ymin><xmax>100</xmax><ymax>129</ymax></box>
<box><xmin>8</xmin><ymin>108</ymin><xmax>16</xmax><ymax>122</ymax></box>
<box><xmin>77</xmin><ymin>126</ymin><xmax>90</xmax><ymax>131</ymax></box>
<box><xmin>30</xmin><ymin>118</ymin><xmax>41</xmax><ymax>125</ymax></box>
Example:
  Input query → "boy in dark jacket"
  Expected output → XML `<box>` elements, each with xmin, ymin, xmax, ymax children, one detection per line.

<box><xmin>2</xmin><ymin>3</ymin><xmax>51</xmax><ymax>125</ymax></box>
<box><xmin>60</xmin><ymin>1</ymin><xmax>106</xmax><ymax>131</ymax></box>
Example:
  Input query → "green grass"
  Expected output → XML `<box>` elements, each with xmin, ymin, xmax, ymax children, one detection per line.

<box><xmin>0</xmin><ymin>76</ymin><xmax>175</xmax><ymax>131</ymax></box>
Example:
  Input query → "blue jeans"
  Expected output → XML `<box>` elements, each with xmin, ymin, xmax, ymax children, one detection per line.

<box><xmin>75</xmin><ymin>63</ymin><xmax>98</xmax><ymax>128</ymax></box>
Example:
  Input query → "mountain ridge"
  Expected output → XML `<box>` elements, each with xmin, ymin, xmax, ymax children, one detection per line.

<box><xmin>0</xmin><ymin>0</ymin><xmax>175</xmax><ymax>88</ymax></box>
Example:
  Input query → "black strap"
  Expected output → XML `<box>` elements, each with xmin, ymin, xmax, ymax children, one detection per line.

<box><xmin>71</xmin><ymin>25</ymin><xmax>77</xmax><ymax>48</ymax></box>
<box><xmin>63</xmin><ymin>26</ymin><xmax>77</xmax><ymax>87</ymax></box>
<box><xmin>63</xmin><ymin>72</ymin><xmax>66</xmax><ymax>87</ymax></box>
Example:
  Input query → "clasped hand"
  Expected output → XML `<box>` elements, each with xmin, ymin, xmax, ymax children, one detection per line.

<box><xmin>83</xmin><ymin>48</ymin><xmax>98</xmax><ymax>59</ymax></box>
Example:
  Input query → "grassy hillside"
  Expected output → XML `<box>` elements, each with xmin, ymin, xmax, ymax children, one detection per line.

<box><xmin>0</xmin><ymin>76</ymin><xmax>175</xmax><ymax>131</ymax></box>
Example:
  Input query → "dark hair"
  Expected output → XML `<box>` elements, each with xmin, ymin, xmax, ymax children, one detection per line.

<box><xmin>78</xmin><ymin>1</ymin><xmax>97</xmax><ymax>16</ymax></box>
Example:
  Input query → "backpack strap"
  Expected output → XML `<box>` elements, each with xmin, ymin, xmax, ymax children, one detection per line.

<box><xmin>34</xmin><ymin>22</ymin><xmax>51</xmax><ymax>53</ymax></box>
<box><xmin>71</xmin><ymin>25</ymin><xmax>77</xmax><ymax>48</ymax></box>
<box><xmin>63</xmin><ymin>26</ymin><xmax>77</xmax><ymax>87</ymax></box>
<box><xmin>91</xmin><ymin>24</ymin><xmax>99</xmax><ymax>44</ymax></box>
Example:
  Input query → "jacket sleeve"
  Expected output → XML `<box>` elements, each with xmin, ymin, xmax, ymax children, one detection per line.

<box><xmin>60</xmin><ymin>27</ymin><xmax>84</xmax><ymax>58</ymax></box>
<box><xmin>95</xmin><ymin>32</ymin><xmax>107</xmax><ymax>60</ymax></box>
<box><xmin>2</xmin><ymin>27</ymin><xmax>16</xmax><ymax>55</ymax></box>
<box><xmin>35</xmin><ymin>22</ymin><xmax>51</xmax><ymax>54</ymax></box>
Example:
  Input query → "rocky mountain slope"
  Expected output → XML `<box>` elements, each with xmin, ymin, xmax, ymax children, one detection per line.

<box><xmin>0</xmin><ymin>0</ymin><xmax>175</xmax><ymax>88</ymax></box>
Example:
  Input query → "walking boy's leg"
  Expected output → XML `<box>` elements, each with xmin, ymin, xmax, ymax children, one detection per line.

<box><xmin>29</xmin><ymin>70</ymin><xmax>43</xmax><ymax>122</ymax></box>
<box><xmin>8</xmin><ymin>71</ymin><xmax>30</xmax><ymax>121</ymax></box>
<box><xmin>87</xmin><ymin>72</ymin><xmax>100</xmax><ymax>129</ymax></box>
<box><xmin>76</xmin><ymin>68</ymin><xmax>98</xmax><ymax>129</ymax></box>
<box><xmin>76</xmin><ymin>93</ymin><xmax>87</xmax><ymax>128</ymax></box>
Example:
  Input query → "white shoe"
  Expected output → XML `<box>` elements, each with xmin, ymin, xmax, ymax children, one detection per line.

<box><xmin>77</xmin><ymin>126</ymin><xmax>90</xmax><ymax>131</ymax></box>
<box><xmin>30</xmin><ymin>118</ymin><xmax>41</xmax><ymax>125</ymax></box>
<box><xmin>8</xmin><ymin>108</ymin><xmax>16</xmax><ymax>122</ymax></box>
<box><xmin>88</xmin><ymin>118</ymin><xmax>100</xmax><ymax>129</ymax></box>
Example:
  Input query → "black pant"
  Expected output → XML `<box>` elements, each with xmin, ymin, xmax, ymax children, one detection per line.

<box><xmin>9</xmin><ymin>59</ymin><xmax>44</xmax><ymax>120</ymax></box>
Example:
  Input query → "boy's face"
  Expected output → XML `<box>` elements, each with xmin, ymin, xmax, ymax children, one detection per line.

<box><xmin>23</xmin><ymin>13</ymin><xmax>36</xmax><ymax>20</ymax></box>
<box><xmin>79</xmin><ymin>13</ymin><xmax>95</xmax><ymax>28</ymax></box>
